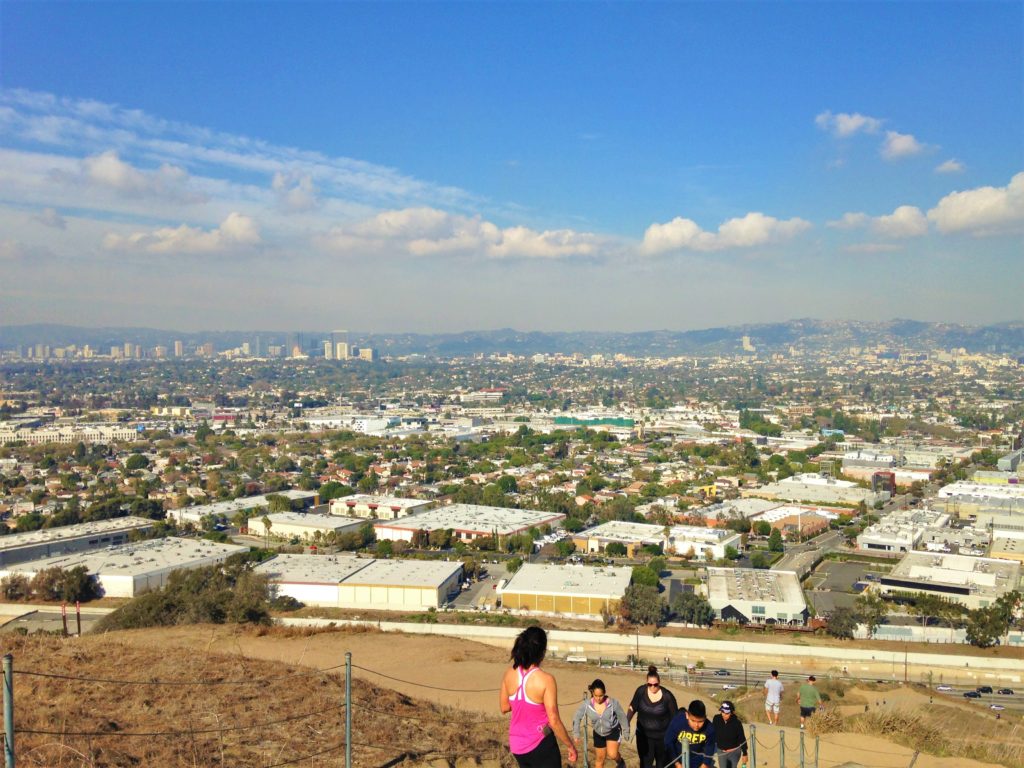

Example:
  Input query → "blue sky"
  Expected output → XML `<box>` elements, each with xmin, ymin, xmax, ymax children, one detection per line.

<box><xmin>0</xmin><ymin>2</ymin><xmax>1021</xmax><ymax>332</ymax></box>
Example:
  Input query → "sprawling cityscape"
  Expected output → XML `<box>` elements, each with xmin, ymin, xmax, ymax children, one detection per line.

<box><xmin>1</xmin><ymin>2</ymin><xmax>1022</xmax><ymax>767</ymax></box>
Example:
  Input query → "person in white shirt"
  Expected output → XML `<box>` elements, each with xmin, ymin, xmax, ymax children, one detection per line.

<box><xmin>763</xmin><ymin>670</ymin><xmax>784</xmax><ymax>726</ymax></box>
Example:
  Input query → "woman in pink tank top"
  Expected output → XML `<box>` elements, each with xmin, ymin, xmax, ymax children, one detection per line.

<box><xmin>500</xmin><ymin>627</ymin><xmax>577</xmax><ymax>767</ymax></box>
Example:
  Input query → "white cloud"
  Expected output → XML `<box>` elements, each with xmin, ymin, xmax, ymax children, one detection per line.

<box><xmin>873</xmin><ymin>205</ymin><xmax>928</xmax><ymax>238</ymax></box>
<box><xmin>272</xmin><ymin>171</ymin><xmax>320</xmax><ymax>212</ymax></box>
<box><xmin>881</xmin><ymin>131</ymin><xmax>924</xmax><ymax>160</ymax></box>
<box><xmin>815</xmin><ymin>111</ymin><xmax>883</xmax><ymax>137</ymax></box>
<box><xmin>935</xmin><ymin>159</ymin><xmax>965</xmax><ymax>174</ymax></box>
<box><xmin>317</xmin><ymin>207</ymin><xmax>608</xmax><ymax>261</ymax></box>
<box><xmin>926</xmin><ymin>172</ymin><xmax>1024</xmax><ymax>236</ymax></box>
<box><xmin>54</xmin><ymin>150</ymin><xmax>205</xmax><ymax>203</ymax></box>
<box><xmin>0</xmin><ymin>88</ymin><xmax>477</xmax><ymax>212</ymax></box>
<box><xmin>642</xmin><ymin>212</ymin><xmax>811</xmax><ymax>254</ymax></box>
<box><xmin>827</xmin><ymin>212</ymin><xmax>870</xmax><ymax>229</ymax></box>
<box><xmin>102</xmin><ymin>212</ymin><xmax>261</xmax><ymax>254</ymax></box>
<box><xmin>32</xmin><ymin>207</ymin><xmax>65</xmax><ymax>229</ymax></box>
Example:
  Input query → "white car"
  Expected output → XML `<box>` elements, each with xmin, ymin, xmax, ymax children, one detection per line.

<box><xmin>936</xmin><ymin>685</ymin><xmax>953</xmax><ymax>692</ymax></box>
<box><xmin>722</xmin><ymin>684</ymin><xmax>737</xmax><ymax>690</ymax></box>
<box><xmin>990</xmin><ymin>704</ymin><xmax>1005</xmax><ymax>711</ymax></box>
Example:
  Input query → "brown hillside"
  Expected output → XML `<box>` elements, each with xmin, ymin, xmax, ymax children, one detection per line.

<box><xmin>3</xmin><ymin>631</ymin><xmax>512</xmax><ymax>768</ymax></box>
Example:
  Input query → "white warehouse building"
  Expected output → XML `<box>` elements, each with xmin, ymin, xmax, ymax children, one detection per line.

<box><xmin>255</xmin><ymin>554</ymin><xmax>463</xmax><ymax>610</ymax></box>
<box><xmin>246</xmin><ymin>512</ymin><xmax>365</xmax><ymax>542</ymax></box>
<box><xmin>374</xmin><ymin>504</ymin><xmax>565</xmax><ymax>544</ymax></box>
<box><xmin>0</xmin><ymin>538</ymin><xmax>248</xmax><ymax>598</ymax></box>
<box><xmin>329</xmin><ymin>494</ymin><xmax>433</xmax><ymax>520</ymax></box>
<box><xmin>0</xmin><ymin>517</ymin><xmax>155</xmax><ymax>567</ymax></box>
<box><xmin>706</xmin><ymin>567</ymin><xmax>809</xmax><ymax>625</ymax></box>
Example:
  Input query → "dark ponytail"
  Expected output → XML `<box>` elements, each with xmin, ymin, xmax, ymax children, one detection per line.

<box><xmin>511</xmin><ymin>626</ymin><xmax>547</xmax><ymax>669</ymax></box>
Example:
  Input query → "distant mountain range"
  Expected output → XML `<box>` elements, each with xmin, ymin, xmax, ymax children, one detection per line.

<box><xmin>2</xmin><ymin>320</ymin><xmax>1023</xmax><ymax>357</ymax></box>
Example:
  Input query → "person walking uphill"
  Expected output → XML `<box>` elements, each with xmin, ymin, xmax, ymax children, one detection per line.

<box><xmin>627</xmin><ymin>665</ymin><xmax>679</xmax><ymax>768</ymax></box>
<box><xmin>573</xmin><ymin>679</ymin><xmax>630</xmax><ymax>768</ymax></box>
<box><xmin>500</xmin><ymin>626</ymin><xmax>578</xmax><ymax>768</ymax></box>
<box><xmin>763</xmin><ymin>670</ymin><xmax>783</xmax><ymax>726</ymax></box>
<box><xmin>712</xmin><ymin>701</ymin><xmax>748</xmax><ymax>768</ymax></box>
<box><xmin>797</xmin><ymin>675</ymin><xmax>822</xmax><ymax>730</ymax></box>
<box><xmin>664</xmin><ymin>700</ymin><xmax>716</xmax><ymax>768</ymax></box>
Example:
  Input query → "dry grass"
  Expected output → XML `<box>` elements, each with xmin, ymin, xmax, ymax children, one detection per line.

<box><xmin>5</xmin><ymin>633</ymin><xmax>512</xmax><ymax>767</ymax></box>
<box><xmin>805</xmin><ymin>700</ymin><xmax>1024</xmax><ymax>768</ymax></box>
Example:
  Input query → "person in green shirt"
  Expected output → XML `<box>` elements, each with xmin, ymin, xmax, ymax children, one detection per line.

<box><xmin>796</xmin><ymin>676</ymin><xmax>822</xmax><ymax>730</ymax></box>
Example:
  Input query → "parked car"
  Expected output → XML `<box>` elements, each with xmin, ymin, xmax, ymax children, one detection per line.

<box><xmin>963</xmin><ymin>691</ymin><xmax>981</xmax><ymax>699</ymax></box>
<box><xmin>714</xmin><ymin>669</ymin><xmax>730</xmax><ymax>676</ymax></box>
<box><xmin>936</xmin><ymin>685</ymin><xmax>953</xmax><ymax>692</ymax></box>
<box><xmin>722</xmin><ymin>684</ymin><xmax>737</xmax><ymax>690</ymax></box>
<box><xmin>997</xmin><ymin>688</ymin><xmax>1015</xmax><ymax>695</ymax></box>
<box><xmin>977</xmin><ymin>686</ymin><xmax>993</xmax><ymax>694</ymax></box>
<box><xmin>990</xmin><ymin>704</ymin><xmax>1006</xmax><ymax>711</ymax></box>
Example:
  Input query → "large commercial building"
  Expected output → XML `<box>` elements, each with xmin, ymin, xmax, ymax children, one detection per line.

<box><xmin>498</xmin><ymin>563</ymin><xmax>632</xmax><ymax>618</ymax></box>
<box><xmin>0</xmin><ymin>517</ymin><xmax>154</xmax><ymax>567</ymax></box>
<box><xmin>255</xmin><ymin>554</ymin><xmax>463</xmax><ymax>610</ymax></box>
<box><xmin>0</xmin><ymin>424</ymin><xmax>139</xmax><ymax>445</ymax></box>
<box><xmin>857</xmin><ymin>508</ymin><xmax>951</xmax><ymax>553</ymax></box>
<box><xmin>742</xmin><ymin>473</ymin><xmax>887</xmax><ymax>507</ymax></box>
<box><xmin>937</xmin><ymin>482</ymin><xmax>1024</xmax><ymax>525</ymax></box>
<box><xmin>247</xmin><ymin>512</ymin><xmax>365</xmax><ymax>542</ymax></box>
<box><xmin>0</xmin><ymin>537</ymin><xmax>248</xmax><ymax>598</ymax></box>
<box><xmin>373</xmin><ymin>504</ymin><xmax>565</xmax><ymax>544</ymax></box>
<box><xmin>328</xmin><ymin>495</ymin><xmax>433</xmax><ymax>520</ymax></box>
<box><xmin>165</xmin><ymin>491</ymin><xmax>318</xmax><ymax>526</ymax></box>
<box><xmin>572</xmin><ymin>520</ymin><xmax>666</xmax><ymax>557</ymax></box>
<box><xmin>877</xmin><ymin>552</ymin><xmax>1022</xmax><ymax>610</ymax></box>
<box><xmin>706</xmin><ymin>567</ymin><xmax>809</xmax><ymax>625</ymax></box>
<box><xmin>665</xmin><ymin>525</ymin><xmax>743</xmax><ymax>560</ymax></box>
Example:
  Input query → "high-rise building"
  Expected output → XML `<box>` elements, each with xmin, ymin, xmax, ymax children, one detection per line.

<box><xmin>154</xmin><ymin>346</ymin><xmax>167</xmax><ymax>359</ymax></box>
<box><xmin>331</xmin><ymin>330</ymin><xmax>349</xmax><ymax>360</ymax></box>
<box><xmin>358</xmin><ymin>347</ymin><xmax>378</xmax><ymax>362</ymax></box>
<box><xmin>173</xmin><ymin>340</ymin><xmax>184</xmax><ymax>357</ymax></box>
<box><xmin>201</xmin><ymin>342</ymin><xmax>214</xmax><ymax>357</ymax></box>
<box><xmin>323</xmin><ymin>340</ymin><xmax>333</xmax><ymax>359</ymax></box>
<box><xmin>124</xmin><ymin>342</ymin><xmax>133</xmax><ymax>358</ymax></box>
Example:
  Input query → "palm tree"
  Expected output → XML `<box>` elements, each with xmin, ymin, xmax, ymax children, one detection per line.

<box><xmin>261</xmin><ymin>515</ymin><xmax>273</xmax><ymax>549</ymax></box>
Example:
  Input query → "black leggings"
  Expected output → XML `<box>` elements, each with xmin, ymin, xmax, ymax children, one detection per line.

<box><xmin>512</xmin><ymin>731</ymin><xmax>562</xmax><ymax>768</ymax></box>
<box><xmin>636</xmin><ymin>728</ymin><xmax>669</xmax><ymax>768</ymax></box>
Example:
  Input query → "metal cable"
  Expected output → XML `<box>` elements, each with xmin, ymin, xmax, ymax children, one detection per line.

<box><xmin>15</xmin><ymin>661</ymin><xmax>345</xmax><ymax>687</ymax></box>
<box><xmin>16</xmin><ymin>702</ymin><xmax>346</xmax><ymax>738</ymax></box>
<box><xmin>351</xmin><ymin>663</ymin><xmax>498</xmax><ymax>692</ymax></box>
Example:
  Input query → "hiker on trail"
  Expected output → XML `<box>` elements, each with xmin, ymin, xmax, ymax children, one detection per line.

<box><xmin>573</xmin><ymin>679</ymin><xmax>630</xmax><ymax>768</ymax></box>
<box><xmin>664</xmin><ymin>699</ymin><xmax>716</xmax><ymax>768</ymax></box>
<box><xmin>712</xmin><ymin>701</ymin><xmax>748</xmax><ymax>768</ymax></box>
<box><xmin>627</xmin><ymin>665</ymin><xmax>679</xmax><ymax>768</ymax></box>
<box><xmin>763</xmin><ymin>670</ymin><xmax>784</xmax><ymax>726</ymax></box>
<box><xmin>500</xmin><ymin>626</ymin><xmax>577</xmax><ymax>767</ymax></box>
<box><xmin>797</xmin><ymin>675</ymin><xmax>822</xmax><ymax>730</ymax></box>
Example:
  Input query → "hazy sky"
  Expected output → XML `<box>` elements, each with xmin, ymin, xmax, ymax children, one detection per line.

<box><xmin>1</xmin><ymin>2</ymin><xmax>1021</xmax><ymax>333</ymax></box>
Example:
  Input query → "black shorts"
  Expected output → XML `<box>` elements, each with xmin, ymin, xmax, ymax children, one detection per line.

<box><xmin>800</xmin><ymin>706</ymin><xmax>816</xmax><ymax>718</ymax></box>
<box><xmin>593</xmin><ymin>726</ymin><xmax>621</xmax><ymax>748</ymax></box>
<box><xmin>513</xmin><ymin>731</ymin><xmax>561</xmax><ymax>768</ymax></box>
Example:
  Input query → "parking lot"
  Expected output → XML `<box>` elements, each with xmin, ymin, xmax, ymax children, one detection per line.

<box><xmin>809</xmin><ymin>560</ymin><xmax>888</xmax><ymax>593</ymax></box>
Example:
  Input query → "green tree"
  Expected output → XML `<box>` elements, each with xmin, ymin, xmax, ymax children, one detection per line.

<box><xmin>318</xmin><ymin>481</ymin><xmax>353</xmax><ymax>501</ymax></box>
<box><xmin>753</xmin><ymin>520</ymin><xmax>772</xmax><ymax>537</ymax></box>
<box><xmin>266</xmin><ymin>495</ymin><xmax>293</xmax><ymax>513</ymax></box>
<box><xmin>260</xmin><ymin>514</ymin><xmax>273</xmax><ymax>548</ymax></box>
<box><xmin>965</xmin><ymin>606</ymin><xmax>1009</xmax><ymax>648</ymax></box>
<box><xmin>855</xmin><ymin>592</ymin><xmax>889</xmax><ymax>638</ymax></box>
<box><xmin>670</xmin><ymin>592</ymin><xmax>715</xmax><ymax>626</ymax></box>
<box><xmin>825</xmin><ymin>607</ymin><xmax>857</xmax><ymax>639</ymax></box>
<box><xmin>620</xmin><ymin>584</ymin><xmax>666</xmax><ymax>626</ymax></box>
<box><xmin>631</xmin><ymin>566</ymin><xmax>660</xmax><ymax>588</ymax></box>
<box><xmin>648</xmin><ymin>556</ymin><xmax>666</xmax><ymax>577</ymax></box>
<box><xmin>125</xmin><ymin>454</ymin><xmax>149</xmax><ymax>471</ymax></box>
<box><xmin>507</xmin><ymin>556</ymin><xmax>524</xmax><ymax>573</ymax></box>
<box><xmin>767</xmin><ymin>528</ymin><xmax>784</xmax><ymax>552</ymax></box>
<box><xmin>606</xmin><ymin>542</ymin><xmax>627</xmax><ymax>556</ymax></box>
<box><xmin>195</xmin><ymin>421</ymin><xmax>214</xmax><ymax>444</ymax></box>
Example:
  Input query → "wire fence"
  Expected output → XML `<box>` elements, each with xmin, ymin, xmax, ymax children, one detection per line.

<box><xmin>0</xmin><ymin>653</ymin><xmax>986</xmax><ymax>768</ymax></box>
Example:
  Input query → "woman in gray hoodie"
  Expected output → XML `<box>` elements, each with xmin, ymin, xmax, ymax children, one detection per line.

<box><xmin>573</xmin><ymin>679</ymin><xmax>631</xmax><ymax>768</ymax></box>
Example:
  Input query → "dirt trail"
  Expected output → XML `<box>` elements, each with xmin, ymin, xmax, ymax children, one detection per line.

<box><xmin>113</xmin><ymin>626</ymin><xmax>1014</xmax><ymax>768</ymax></box>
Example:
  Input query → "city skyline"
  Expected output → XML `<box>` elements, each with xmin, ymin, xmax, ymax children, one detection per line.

<box><xmin>1</xmin><ymin>2</ymin><xmax>1022</xmax><ymax>332</ymax></box>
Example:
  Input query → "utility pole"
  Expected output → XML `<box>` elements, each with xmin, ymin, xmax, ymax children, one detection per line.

<box><xmin>345</xmin><ymin>652</ymin><xmax>352</xmax><ymax>768</ymax></box>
